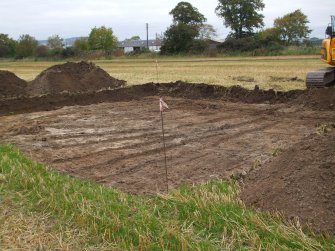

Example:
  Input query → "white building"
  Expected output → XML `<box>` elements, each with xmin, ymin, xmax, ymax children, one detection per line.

<box><xmin>118</xmin><ymin>39</ymin><xmax>162</xmax><ymax>53</ymax></box>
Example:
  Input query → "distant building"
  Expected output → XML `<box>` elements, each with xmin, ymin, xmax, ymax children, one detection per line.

<box><xmin>206</xmin><ymin>39</ymin><xmax>223</xmax><ymax>50</ymax></box>
<box><xmin>309</xmin><ymin>37</ymin><xmax>323</xmax><ymax>46</ymax></box>
<box><xmin>118</xmin><ymin>39</ymin><xmax>162</xmax><ymax>53</ymax></box>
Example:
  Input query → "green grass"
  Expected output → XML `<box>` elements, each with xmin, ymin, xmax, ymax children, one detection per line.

<box><xmin>0</xmin><ymin>55</ymin><xmax>325</xmax><ymax>91</ymax></box>
<box><xmin>1</xmin><ymin>145</ymin><xmax>334</xmax><ymax>250</ymax></box>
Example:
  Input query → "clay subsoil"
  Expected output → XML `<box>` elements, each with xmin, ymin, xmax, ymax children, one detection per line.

<box><xmin>1</xmin><ymin>63</ymin><xmax>335</xmax><ymax>234</ymax></box>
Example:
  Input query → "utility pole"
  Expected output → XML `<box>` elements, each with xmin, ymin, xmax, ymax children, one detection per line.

<box><xmin>146</xmin><ymin>23</ymin><xmax>149</xmax><ymax>49</ymax></box>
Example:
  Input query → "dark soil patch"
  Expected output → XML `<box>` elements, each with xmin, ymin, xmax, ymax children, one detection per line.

<box><xmin>241</xmin><ymin>131</ymin><xmax>335</xmax><ymax>234</ymax></box>
<box><xmin>270</xmin><ymin>76</ymin><xmax>304</xmax><ymax>82</ymax></box>
<box><xmin>0</xmin><ymin>81</ymin><xmax>304</xmax><ymax>116</ymax></box>
<box><xmin>232</xmin><ymin>76</ymin><xmax>255</xmax><ymax>82</ymax></box>
<box><xmin>26</xmin><ymin>61</ymin><xmax>126</xmax><ymax>96</ymax></box>
<box><xmin>0</xmin><ymin>70</ymin><xmax>27</xmax><ymax>98</ymax></box>
<box><xmin>1</xmin><ymin>81</ymin><xmax>335</xmax><ymax>116</ymax></box>
<box><xmin>293</xmin><ymin>87</ymin><xmax>335</xmax><ymax>110</ymax></box>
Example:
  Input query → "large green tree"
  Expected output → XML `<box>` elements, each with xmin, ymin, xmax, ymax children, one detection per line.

<box><xmin>215</xmin><ymin>0</ymin><xmax>265</xmax><ymax>38</ymax></box>
<box><xmin>170</xmin><ymin>1</ymin><xmax>206</xmax><ymax>25</ymax></box>
<box><xmin>0</xmin><ymin>34</ymin><xmax>16</xmax><ymax>57</ymax></box>
<box><xmin>88</xmin><ymin>26</ymin><xmax>118</xmax><ymax>51</ymax></box>
<box><xmin>161</xmin><ymin>2</ymin><xmax>207</xmax><ymax>54</ymax></box>
<box><xmin>161</xmin><ymin>23</ymin><xmax>200</xmax><ymax>54</ymax></box>
<box><xmin>16</xmin><ymin>34</ymin><xmax>38</xmax><ymax>58</ymax></box>
<box><xmin>274</xmin><ymin>9</ymin><xmax>311</xmax><ymax>45</ymax></box>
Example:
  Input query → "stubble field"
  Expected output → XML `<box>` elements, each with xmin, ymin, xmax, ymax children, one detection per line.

<box><xmin>0</xmin><ymin>55</ymin><xmax>324</xmax><ymax>90</ymax></box>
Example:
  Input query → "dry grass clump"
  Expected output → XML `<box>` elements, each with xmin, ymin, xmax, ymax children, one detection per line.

<box><xmin>0</xmin><ymin>197</ymin><xmax>114</xmax><ymax>250</ymax></box>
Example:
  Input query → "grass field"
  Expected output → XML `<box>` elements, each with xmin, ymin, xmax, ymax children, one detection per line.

<box><xmin>0</xmin><ymin>55</ymin><xmax>325</xmax><ymax>91</ymax></box>
<box><xmin>1</xmin><ymin>145</ymin><xmax>334</xmax><ymax>250</ymax></box>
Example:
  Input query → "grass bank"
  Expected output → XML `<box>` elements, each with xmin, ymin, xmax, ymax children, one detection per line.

<box><xmin>0</xmin><ymin>145</ymin><xmax>333</xmax><ymax>250</ymax></box>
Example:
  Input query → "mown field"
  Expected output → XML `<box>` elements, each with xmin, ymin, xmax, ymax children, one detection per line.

<box><xmin>0</xmin><ymin>55</ymin><xmax>324</xmax><ymax>91</ymax></box>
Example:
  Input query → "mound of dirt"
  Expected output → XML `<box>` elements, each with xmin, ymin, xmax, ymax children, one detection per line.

<box><xmin>27</xmin><ymin>61</ymin><xmax>126</xmax><ymax>96</ymax></box>
<box><xmin>0</xmin><ymin>70</ymin><xmax>27</xmax><ymax>98</ymax></box>
<box><xmin>1</xmin><ymin>81</ymin><xmax>334</xmax><ymax>116</ymax></box>
<box><xmin>241</xmin><ymin>130</ymin><xmax>335</xmax><ymax>234</ymax></box>
<box><xmin>155</xmin><ymin>81</ymin><xmax>303</xmax><ymax>103</ymax></box>
<box><xmin>293</xmin><ymin>87</ymin><xmax>335</xmax><ymax>110</ymax></box>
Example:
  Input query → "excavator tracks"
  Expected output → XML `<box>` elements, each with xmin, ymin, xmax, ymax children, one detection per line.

<box><xmin>306</xmin><ymin>67</ymin><xmax>335</xmax><ymax>88</ymax></box>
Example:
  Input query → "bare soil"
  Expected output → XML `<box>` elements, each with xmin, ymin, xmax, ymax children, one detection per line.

<box><xmin>241</xmin><ymin>130</ymin><xmax>335</xmax><ymax>234</ymax></box>
<box><xmin>0</xmin><ymin>70</ymin><xmax>27</xmax><ymax>98</ymax></box>
<box><xmin>26</xmin><ymin>61</ymin><xmax>126</xmax><ymax>96</ymax></box>
<box><xmin>1</xmin><ymin>64</ymin><xmax>335</xmax><ymax>234</ymax></box>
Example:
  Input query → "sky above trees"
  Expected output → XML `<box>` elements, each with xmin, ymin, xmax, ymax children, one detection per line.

<box><xmin>0</xmin><ymin>0</ymin><xmax>333</xmax><ymax>40</ymax></box>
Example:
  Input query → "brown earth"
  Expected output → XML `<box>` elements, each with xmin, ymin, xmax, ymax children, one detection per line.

<box><xmin>26</xmin><ymin>61</ymin><xmax>126</xmax><ymax>96</ymax></box>
<box><xmin>1</xmin><ymin>66</ymin><xmax>335</xmax><ymax>234</ymax></box>
<box><xmin>241</xmin><ymin>129</ymin><xmax>335</xmax><ymax>234</ymax></box>
<box><xmin>0</xmin><ymin>70</ymin><xmax>27</xmax><ymax>98</ymax></box>
<box><xmin>2</xmin><ymin>81</ymin><xmax>335</xmax><ymax>116</ymax></box>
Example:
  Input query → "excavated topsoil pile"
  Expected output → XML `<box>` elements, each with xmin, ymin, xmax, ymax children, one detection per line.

<box><xmin>293</xmin><ymin>87</ymin><xmax>335</xmax><ymax>110</ymax></box>
<box><xmin>27</xmin><ymin>61</ymin><xmax>126</xmax><ymax>96</ymax></box>
<box><xmin>0</xmin><ymin>70</ymin><xmax>27</xmax><ymax>98</ymax></box>
<box><xmin>155</xmin><ymin>81</ymin><xmax>303</xmax><ymax>103</ymax></box>
<box><xmin>0</xmin><ymin>81</ymin><xmax>334</xmax><ymax>116</ymax></box>
<box><xmin>241</xmin><ymin>129</ymin><xmax>335</xmax><ymax>234</ymax></box>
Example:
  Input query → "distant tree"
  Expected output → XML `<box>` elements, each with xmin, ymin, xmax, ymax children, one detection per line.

<box><xmin>0</xmin><ymin>34</ymin><xmax>16</xmax><ymax>57</ymax></box>
<box><xmin>256</xmin><ymin>28</ymin><xmax>281</xmax><ymax>42</ymax></box>
<box><xmin>161</xmin><ymin>2</ymin><xmax>206</xmax><ymax>54</ymax></box>
<box><xmin>88</xmin><ymin>26</ymin><xmax>118</xmax><ymax>51</ymax></box>
<box><xmin>215</xmin><ymin>0</ymin><xmax>265</xmax><ymax>38</ymax></box>
<box><xmin>16</xmin><ymin>34</ymin><xmax>38</xmax><ymax>58</ymax></box>
<box><xmin>73</xmin><ymin>37</ymin><xmax>89</xmax><ymax>51</ymax></box>
<box><xmin>198</xmin><ymin>24</ymin><xmax>217</xmax><ymax>40</ymax></box>
<box><xmin>124</xmin><ymin>36</ymin><xmax>141</xmax><ymax>42</ymax></box>
<box><xmin>274</xmin><ymin>9</ymin><xmax>312</xmax><ymax>45</ymax></box>
<box><xmin>47</xmin><ymin>35</ymin><xmax>64</xmax><ymax>49</ymax></box>
<box><xmin>35</xmin><ymin>45</ymin><xmax>50</xmax><ymax>58</ymax></box>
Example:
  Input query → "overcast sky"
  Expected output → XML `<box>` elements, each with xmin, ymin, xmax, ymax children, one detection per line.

<box><xmin>0</xmin><ymin>0</ymin><xmax>334</xmax><ymax>41</ymax></box>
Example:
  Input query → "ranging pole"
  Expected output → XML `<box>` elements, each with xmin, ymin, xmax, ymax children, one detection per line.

<box><xmin>159</xmin><ymin>97</ymin><xmax>169</xmax><ymax>193</ymax></box>
<box><xmin>146</xmin><ymin>23</ymin><xmax>149</xmax><ymax>49</ymax></box>
<box><xmin>155</xmin><ymin>60</ymin><xmax>159</xmax><ymax>82</ymax></box>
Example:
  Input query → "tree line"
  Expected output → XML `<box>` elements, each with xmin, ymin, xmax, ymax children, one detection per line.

<box><xmin>0</xmin><ymin>0</ymin><xmax>313</xmax><ymax>58</ymax></box>
<box><xmin>161</xmin><ymin>1</ymin><xmax>312</xmax><ymax>55</ymax></box>
<box><xmin>0</xmin><ymin>26</ymin><xmax>118</xmax><ymax>59</ymax></box>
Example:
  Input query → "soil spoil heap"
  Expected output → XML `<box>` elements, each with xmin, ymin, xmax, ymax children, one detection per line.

<box><xmin>27</xmin><ymin>61</ymin><xmax>126</xmax><ymax>96</ymax></box>
<box><xmin>1</xmin><ymin>81</ymin><xmax>335</xmax><ymax>116</ymax></box>
<box><xmin>241</xmin><ymin>130</ymin><xmax>335</xmax><ymax>234</ymax></box>
<box><xmin>294</xmin><ymin>87</ymin><xmax>335</xmax><ymax>110</ymax></box>
<box><xmin>0</xmin><ymin>70</ymin><xmax>27</xmax><ymax>98</ymax></box>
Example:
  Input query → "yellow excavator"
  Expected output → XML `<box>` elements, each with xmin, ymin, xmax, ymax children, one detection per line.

<box><xmin>306</xmin><ymin>16</ymin><xmax>335</xmax><ymax>88</ymax></box>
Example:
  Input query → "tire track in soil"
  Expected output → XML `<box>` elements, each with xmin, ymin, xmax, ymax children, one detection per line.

<box><xmin>75</xmin><ymin>120</ymin><xmax>279</xmax><ymax>184</ymax></box>
<box><xmin>1</xmin><ymin>96</ymin><xmax>334</xmax><ymax>194</ymax></box>
<box><xmin>53</xmin><ymin>114</ymin><xmax>276</xmax><ymax>171</ymax></box>
<box><xmin>47</xmin><ymin>114</ymin><xmax>268</xmax><ymax>165</ymax></box>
